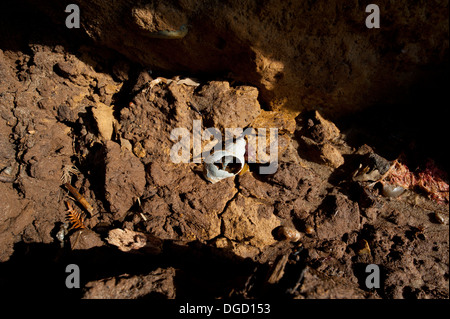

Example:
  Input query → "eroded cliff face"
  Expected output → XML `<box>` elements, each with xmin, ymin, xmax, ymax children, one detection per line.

<box><xmin>31</xmin><ymin>0</ymin><xmax>448</xmax><ymax>118</ymax></box>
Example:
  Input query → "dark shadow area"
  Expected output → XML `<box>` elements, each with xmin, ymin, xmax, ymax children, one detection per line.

<box><xmin>265</xmin><ymin>247</ymin><xmax>308</xmax><ymax>299</ymax></box>
<box><xmin>336</xmin><ymin>69</ymin><xmax>449</xmax><ymax>174</ymax></box>
<box><xmin>326</xmin><ymin>153</ymin><xmax>381</xmax><ymax>204</ymax></box>
<box><xmin>0</xmin><ymin>239</ymin><xmax>258</xmax><ymax>300</ymax></box>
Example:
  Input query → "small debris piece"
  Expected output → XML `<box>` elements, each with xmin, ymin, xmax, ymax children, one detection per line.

<box><xmin>92</xmin><ymin>102</ymin><xmax>115</xmax><ymax>141</ymax></box>
<box><xmin>64</xmin><ymin>183</ymin><xmax>94</xmax><ymax>216</ymax></box>
<box><xmin>204</xmin><ymin>137</ymin><xmax>246</xmax><ymax>183</ymax></box>
<box><xmin>384</xmin><ymin>159</ymin><xmax>415</xmax><ymax>190</ymax></box>
<box><xmin>120</xmin><ymin>137</ymin><xmax>133</xmax><ymax>153</ymax></box>
<box><xmin>177</xmin><ymin>77</ymin><xmax>200</xmax><ymax>87</ymax></box>
<box><xmin>69</xmin><ymin>229</ymin><xmax>104</xmax><ymax>250</ymax></box>
<box><xmin>132</xmin><ymin>141</ymin><xmax>146</xmax><ymax>158</ymax></box>
<box><xmin>432</xmin><ymin>212</ymin><xmax>447</xmax><ymax>225</ymax></box>
<box><xmin>56</xmin><ymin>223</ymin><xmax>68</xmax><ymax>247</ymax></box>
<box><xmin>304</xmin><ymin>226</ymin><xmax>314</xmax><ymax>235</ymax></box>
<box><xmin>415</xmin><ymin>159</ymin><xmax>449</xmax><ymax>204</ymax></box>
<box><xmin>353</xmin><ymin>152</ymin><xmax>391</xmax><ymax>183</ymax></box>
<box><xmin>319</xmin><ymin>143</ymin><xmax>344</xmax><ymax>168</ymax></box>
<box><xmin>60</xmin><ymin>164</ymin><xmax>80</xmax><ymax>184</ymax></box>
<box><xmin>267</xmin><ymin>254</ymin><xmax>289</xmax><ymax>284</ymax></box>
<box><xmin>384</xmin><ymin>158</ymin><xmax>449</xmax><ymax>204</ymax></box>
<box><xmin>357</xmin><ymin>239</ymin><xmax>371</xmax><ymax>255</ymax></box>
<box><xmin>65</xmin><ymin>201</ymin><xmax>86</xmax><ymax>231</ymax></box>
<box><xmin>106</xmin><ymin>228</ymin><xmax>163</xmax><ymax>254</ymax></box>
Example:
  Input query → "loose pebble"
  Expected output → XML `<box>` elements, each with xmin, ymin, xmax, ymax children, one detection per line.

<box><xmin>432</xmin><ymin>212</ymin><xmax>447</xmax><ymax>225</ymax></box>
<box><xmin>382</xmin><ymin>183</ymin><xmax>405</xmax><ymax>198</ymax></box>
<box><xmin>277</xmin><ymin>226</ymin><xmax>302</xmax><ymax>242</ymax></box>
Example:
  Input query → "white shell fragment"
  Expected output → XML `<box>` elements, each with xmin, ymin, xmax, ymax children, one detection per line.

<box><xmin>381</xmin><ymin>183</ymin><xmax>405</xmax><ymax>198</ymax></box>
<box><xmin>204</xmin><ymin>137</ymin><xmax>246</xmax><ymax>183</ymax></box>
<box><xmin>177</xmin><ymin>78</ymin><xmax>200</xmax><ymax>87</ymax></box>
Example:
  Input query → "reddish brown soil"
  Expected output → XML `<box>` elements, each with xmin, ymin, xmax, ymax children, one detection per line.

<box><xmin>0</xmin><ymin>1</ymin><xmax>448</xmax><ymax>300</ymax></box>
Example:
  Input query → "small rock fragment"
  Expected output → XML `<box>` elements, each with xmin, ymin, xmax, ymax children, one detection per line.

<box><xmin>92</xmin><ymin>102</ymin><xmax>115</xmax><ymax>141</ymax></box>
<box><xmin>267</xmin><ymin>254</ymin><xmax>289</xmax><ymax>284</ymax></box>
<box><xmin>57</xmin><ymin>104</ymin><xmax>79</xmax><ymax>123</ymax></box>
<box><xmin>120</xmin><ymin>137</ymin><xmax>133</xmax><ymax>153</ymax></box>
<box><xmin>432</xmin><ymin>212</ymin><xmax>447</xmax><ymax>225</ymax></box>
<box><xmin>276</xmin><ymin>226</ymin><xmax>302</xmax><ymax>242</ymax></box>
<box><xmin>132</xmin><ymin>141</ymin><xmax>146</xmax><ymax>158</ymax></box>
<box><xmin>104</xmin><ymin>141</ymin><xmax>146</xmax><ymax>220</ymax></box>
<box><xmin>106</xmin><ymin>228</ymin><xmax>162</xmax><ymax>254</ymax></box>
<box><xmin>304</xmin><ymin>225</ymin><xmax>314</xmax><ymax>235</ymax></box>
<box><xmin>177</xmin><ymin>77</ymin><xmax>200</xmax><ymax>86</ymax></box>
<box><xmin>222</xmin><ymin>194</ymin><xmax>281</xmax><ymax>249</ymax></box>
<box><xmin>319</xmin><ymin>143</ymin><xmax>344</xmax><ymax>168</ymax></box>
<box><xmin>308</xmin><ymin>110</ymin><xmax>341</xmax><ymax>143</ymax></box>
<box><xmin>195</xmin><ymin>81</ymin><xmax>262</xmax><ymax>130</ymax></box>
<box><xmin>83</xmin><ymin>267</ymin><xmax>176</xmax><ymax>299</ymax></box>
<box><xmin>353</xmin><ymin>152</ymin><xmax>391</xmax><ymax>182</ymax></box>
<box><xmin>69</xmin><ymin>229</ymin><xmax>104</xmax><ymax>250</ymax></box>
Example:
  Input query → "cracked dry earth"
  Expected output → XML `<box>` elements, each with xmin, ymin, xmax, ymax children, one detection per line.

<box><xmin>0</xmin><ymin>38</ymin><xmax>449</xmax><ymax>300</ymax></box>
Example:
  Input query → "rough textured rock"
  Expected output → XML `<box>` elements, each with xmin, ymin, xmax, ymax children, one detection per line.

<box><xmin>307</xmin><ymin>111</ymin><xmax>341</xmax><ymax>144</ymax></box>
<box><xmin>195</xmin><ymin>81</ymin><xmax>261</xmax><ymax>130</ymax></box>
<box><xmin>247</xmin><ymin>110</ymin><xmax>296</xmax><ymax>164</ymax></box>
<box><xmin>92</xmin><ymin>102</ymin><xmax>115</xmax><ymax>141</ymax></box>
<box><xmin>143</xmin><ymin>161</ymin><xmax>236</xmax><ymax>241</ymax></box>
<box><xmin>106</xmin><ymin>228</ymin><xmax>163</xmax><ymax>254</ymax></box>
<box><xmin>296</xmin><ymin>110</ymin><xmax>346</xmax><ymax>167</ymax></box>
<box><xmin>222</xmin><ymin>194</ymin><xmax>281</xmax><ymax>250</ymax></box>
<box><xmin>314</xmin><ymin>193</ymin><xmax>361</xmax><ymax>240</ymax></box>
<box><xmin>69</xmin><ymin>229</ymin><xmax>104</xmax><ymax>250</ymax></box>
<box><xmin>318</xmin><ymin>143</ymin><xmax>345</xmax><ymax>168</ymax></box>
<box><xmin>297</xmin><ymin>268</ymin><xmax>373</xmax><ymax>299</ymax></box>
<box><xmin>250</xmin><ymin>110</ymin><xmax>297</xmax><ymax>134</ymax></box>
<box><xmin>104</xmin><ymin>141</ymin><xmax>146</xmax><ymax>219</ymax></box>
<box><xmin>83</xmin><ymin>267</ymin><xmax>176</xmax><ymax>299</ymax></box>
<box><xmin>0</xmin><ymin>187</ymin><xmax>33</xmax><ymax>261</ymax></box>
<box><xmin>32</xmin><ymin>0</ymin><xmax>449</xmax><ymax>118</ymax></box>
<box><xmin>120</xmin><ymin>79</ymin><xmax>199</xmax><ymax>163</ymax></box>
